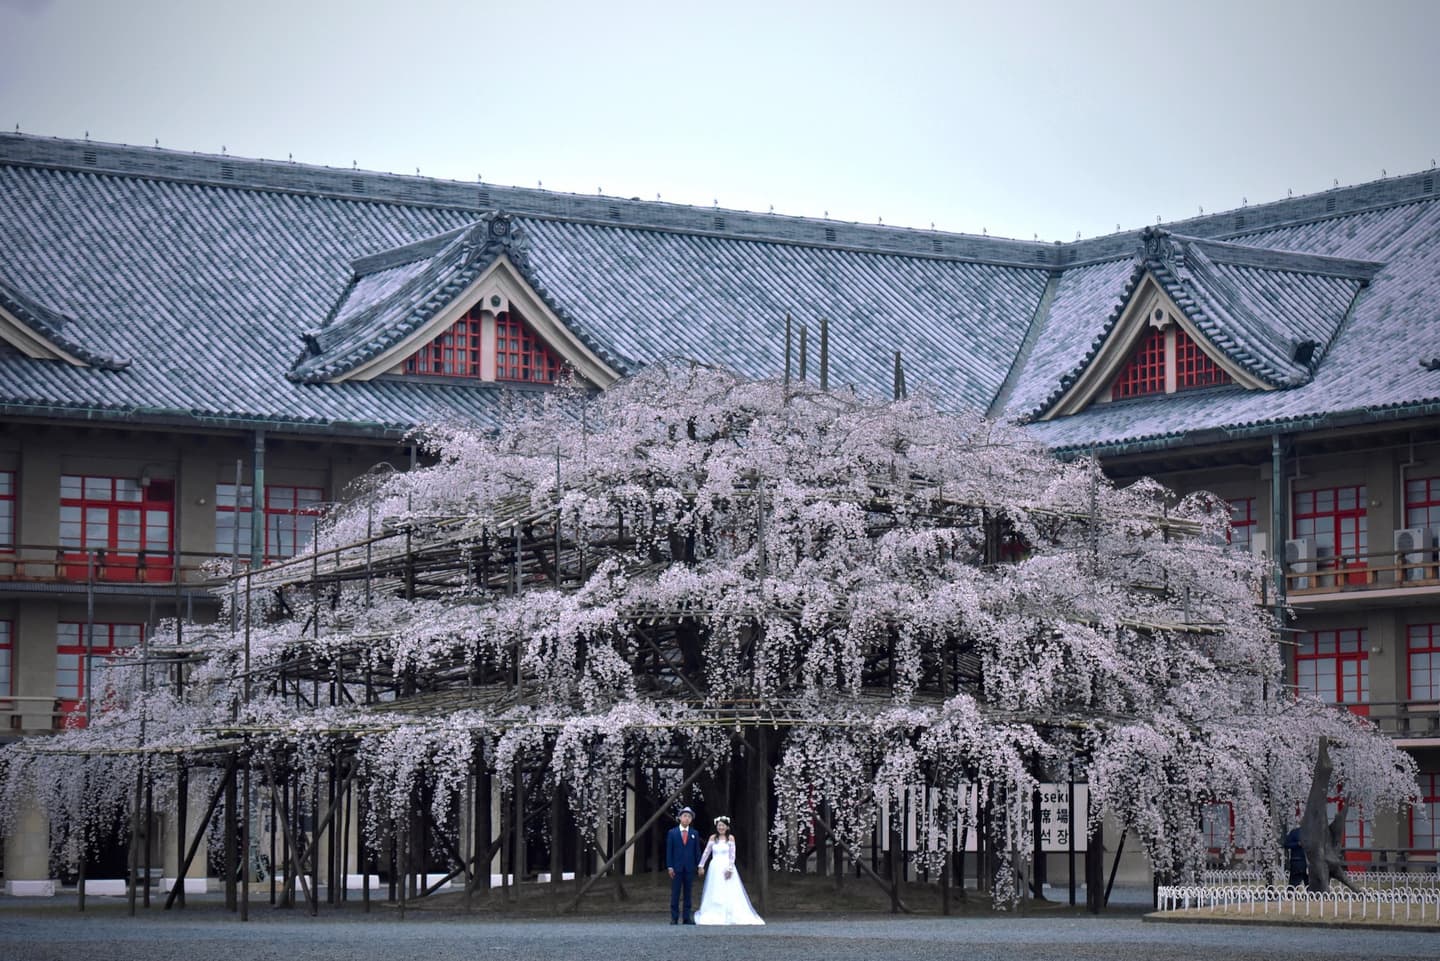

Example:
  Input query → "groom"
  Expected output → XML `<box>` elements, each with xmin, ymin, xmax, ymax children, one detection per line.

<box><xmin>666</xmin><ymin>806</ymin><xmax>702</xmax><ymax>924</ymax></box>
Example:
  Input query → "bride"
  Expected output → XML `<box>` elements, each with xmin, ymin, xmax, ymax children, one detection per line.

<box><xmin>694</xmin><ymin>816</ymin><xmax>765</xmax><ymax>925</ymax></box>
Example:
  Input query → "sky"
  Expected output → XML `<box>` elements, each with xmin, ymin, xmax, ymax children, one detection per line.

<box><xmin>0</xmin><ymin>0</ymin><xmax>1436</xmax><ymax>242</ymax></box>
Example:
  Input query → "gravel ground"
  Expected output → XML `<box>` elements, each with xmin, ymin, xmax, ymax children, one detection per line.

<box><xmin>0</xmin><ymin>898</ymin><xmax>1434</xmax><ymax>961</ymax></box>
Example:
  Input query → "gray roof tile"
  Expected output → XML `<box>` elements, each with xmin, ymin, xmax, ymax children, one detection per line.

<box><xmin>1</xmin><ymin>134</ymin><xmax>1437</xmax><ymax>449</ymax></box>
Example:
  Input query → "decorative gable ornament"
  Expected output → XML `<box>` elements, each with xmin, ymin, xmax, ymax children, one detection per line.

<box><xmin>288</xmin><ymin>212</ymin><xmax>620</xmax><ymax>387</ymax></box>
<box><xmin>1036</xmin><ymin>229</ymin><xmax>1381</xmax><ymax>421</ymax></box>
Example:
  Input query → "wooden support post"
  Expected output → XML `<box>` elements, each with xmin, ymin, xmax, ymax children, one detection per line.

<box><xmin>359</xmin><ymin>769</ymin><xmax>371</xmax><ymax>912</ymax></box>
<box><xmin>144</xmin><ymin>773</ymin><xmax>153</xmax><ymax>909</ymax></box>
<box><xmin>550</xmin><ymin>784</ymin><xmax>563</xmax><ymax>908</ymax></box>
<box><xmin>752</xmin><ymin>726</ymin><xmax>769</xmax><ymax>914</ymax></box>
<box><xmin>563</xmin><ymin>763</ymin><xmax>707</xmax><ymax>913</ymax></box>
<box><xmin>165</xmin><ymin>764</ymin><xmax>235</xmax><ymax>909</ymax></box>
<box><xmin>1085</xmin><ymin>819</ymin><xmax>1104</xmax><ymax>914</ymax></box>
<box><xmin>513</xmin><ymin>763</ymin><xmax>527</xmax><ymax>889</ymax></box>
<box><xmin>128</xmin><ymin>766</ymin><xmax>142</xmax><ymax>916</ymax></box>
<box><xmin>240</xmin><ymin>760</ymin><xmax>250</xmax><ymax>922</ymax></box>
<box><xmin>1067</xmin><ymin>766</ymin><xmax>1077</xmax><ymax>906</ymax></box>
<box><xmin>174</xmin><ymin>762</ymin><xmax>187</xmax><ymax>908</ymax></box>
<box><xmin>224</xmin><ymin>753</ymin><xmax>238</xmax><ymax>912</ymax></box>
<box><xmin>474</xmin><ymin>757</ymin><xmax>491</xmax><ymax>894</ymax></box>
<box><xmin>76</xmin><ymin>817</ymin><xmax>87</xmax><ymax>913</ymax></box>
<box><xmin>1104</xmin><ymin>830</ymin><xmax>1125</xmax><ymax>909</ymax></box>
<box><xmin>1031</xmin><ymin>781</ymin><xmax>1045</xmax><ymax>900</ymax></box>
<box><xmin>813</xmin><ymin>803</ymin><xmax>912</xmax><ymax>912</ymax></box>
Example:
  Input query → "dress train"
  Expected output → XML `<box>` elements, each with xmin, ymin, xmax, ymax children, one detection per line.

<box><xmin>693</xmin><ymin>837</ymin><xmax>765</xmax><ymax>925</ymax></box>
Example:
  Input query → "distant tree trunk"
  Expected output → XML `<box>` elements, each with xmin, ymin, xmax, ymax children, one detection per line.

<box><xmin>1299</xmin><ymin>737</ymin><xmax>1358</xmax><ymax>894</ymax></box>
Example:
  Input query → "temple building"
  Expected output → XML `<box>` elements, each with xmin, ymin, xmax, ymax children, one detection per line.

<box><xmin>1</xmin><ymin>133</ymin><xmax>1437</xmax><ymax>893</ymax></box>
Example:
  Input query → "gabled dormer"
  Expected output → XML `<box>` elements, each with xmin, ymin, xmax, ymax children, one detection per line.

<box><xmin>1038</xmin><ymin>229</ymin><xmax>1381</xmax><ymax>420</ymax></box>
<box><xmin>289</xmin><ymin>213</ymin><xmax>621</xmax><ymax>387</ymax></box>
<box><xmin>0</xmin><ymin>275</ymin><xmax>130</xmax><ymax>370</ymax></box>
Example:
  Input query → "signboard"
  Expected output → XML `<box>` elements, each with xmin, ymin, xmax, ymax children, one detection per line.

<box><xmin>1036</xmin><ymin>782</ymin><xmax>1088</xmax><ymax>852</ymax></box>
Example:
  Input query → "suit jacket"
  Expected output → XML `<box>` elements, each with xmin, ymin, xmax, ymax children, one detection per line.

<box><xmin>666</xmin><ymin>825</ymin><xmax>702</xmax><ymax>876</ymax></box>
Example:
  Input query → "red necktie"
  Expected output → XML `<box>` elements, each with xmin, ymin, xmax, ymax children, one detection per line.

<box><xmin>681</xmin><ymin>829</ymin><xmax>688</xmax><ymax>843</ymax></box>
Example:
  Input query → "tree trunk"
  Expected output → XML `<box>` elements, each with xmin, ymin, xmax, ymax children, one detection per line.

<box><xmin>1299</xmin><ymin>736</ymin><xmax>1358</xmax><ymax>894</ymax></box>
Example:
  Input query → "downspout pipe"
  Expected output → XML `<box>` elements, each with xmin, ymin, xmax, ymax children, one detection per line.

<box><xmin>250</xmin><ymin>429</ymin><xmax>266</xmax><ymax>569</ymax></box>
<box><xmin>1271</xmin><ymin>433</ymin><xmax>1288</xmax><ymax>695</ymax></box>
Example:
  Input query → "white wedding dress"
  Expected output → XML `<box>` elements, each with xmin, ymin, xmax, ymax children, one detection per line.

<box><xmin>694</xmin><ymin>837</ymin><xmax>765</xmax><ymax>925</ymax></box>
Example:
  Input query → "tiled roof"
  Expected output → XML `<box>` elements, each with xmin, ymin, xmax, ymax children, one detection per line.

<box><xmin>1014</xmin><ymin>230</ymin><xmax>1381</xmax><ymax>420</ymax></box>
<box><xmin>1022</xmin><ymin>199</ymin><xmax>1440</xmax><ymax>453</ymax></box>
<box><xmin>1</xmin><ymin>133</ymin><xmax>1437</xmax><ymax>450</ymax></box>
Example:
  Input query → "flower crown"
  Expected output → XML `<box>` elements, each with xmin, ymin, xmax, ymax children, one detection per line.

<box><xmin>713</xmin><ymin>815</ymin><xmax>731</xmax><ymax>825</ymax></box>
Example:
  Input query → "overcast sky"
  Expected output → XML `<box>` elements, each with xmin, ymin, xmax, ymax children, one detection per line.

<box><xmin>1</xmin><ymin>0</ymin><xmax>1435</xmax><ymax>242</ymax></box>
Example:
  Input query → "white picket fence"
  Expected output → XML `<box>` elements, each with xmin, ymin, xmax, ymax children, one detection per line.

<box><xmin>1158</xmin><ymin>883</ymin><xmax>1440</xmax><ymax>922</ymax></box>
<box><xmin>1200</xmin><ymin>868</ymin><xmax>1440</xmax><ymax>889</ymax></box>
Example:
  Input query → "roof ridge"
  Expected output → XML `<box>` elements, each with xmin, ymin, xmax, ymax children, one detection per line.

<box><xmin>5</xmin><ymin>135</ymin><xmax>1435</xmax><ymax>271</ymax></box>
<box><xmin>1168</xmin><ymin>232</ymin><xmax>1382</xmax><ymax>279</ymax></box>
<box><xmin>0</xmin><ymin>133</ymin><xmax>1056</xmax><ymax>269</ymax></box>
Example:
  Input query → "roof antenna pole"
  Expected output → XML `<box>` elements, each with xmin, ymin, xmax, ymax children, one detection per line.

<box><xmin>893</xmin><ymin>350</ymin><xmax>906</xmax><ymax>401</ymax></box>
<box><xmin>819</xmin><ymin>317</ymin><xmax>830</xmax><ymax>391</ymax></box>
<box><xmin>784</xmin><ymin>313</ymin><xmax>793</xmax><ymax>387</ymax></box>
<box><xmin>799</xmin><ymin>324</ymin><xmax>809</xmax><ymax>382</ymax></box>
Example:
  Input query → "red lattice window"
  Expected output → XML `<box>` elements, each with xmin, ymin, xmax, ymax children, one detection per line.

<box><xmin>1228</xmin><ymin>497</ymin><xmax>1256</xmax><ymax>551</ymax></box>
<box><xmin>404</xmin><ymin>307</ymin><xmax>485</xmax><ymax>377</ymax></box>
<box><xmin>1201</xmin><ymin>801</ymin><xmax>1234</xmax><ymax>855</ymax></box>
<box><xmin>216</xmin><ymin>484</ymin><xmax>324</xmax><ymax>561</ymax></box>
<box><xmin>0</xmin><ymin>470</ymin><xmax>13</xmax><ymax>550</ymax></box>
<box><xmin>1294</xmin><ymin>484</ymin><xmax>1368</xmax><ymax>583</ymax></box>
<box><xmin>1110</xmin><ymin>327</ymin><xmax>1167</xmax><ymax>399</ymax></box>
<box><xmin>59</xmin><ymin>475</ymin><xmax>174</xmax><ymax>582</ymax></box>
<box><xmin>1295</xmin><ymin>628</ymin><xmax>1368</xmax><ymax>715</ymax></box>
<box><xmin>496</xmin><ymin>311</ymin><xmax>561</xmax><ymax>384</ymax></box>
<box><xmin>1175</xmin><ymin>329</ymin><xmax>1230</xmax><ymax>389</ymax></box>
<box><xmin>1405</xmin><ymin>476</ymin><xmax>1440</xmax><ymax>528</ymax></box>
<box><xmin>1412</xmin><ymin>773</ymin><xmax>1439</xmax><ymax>853</ymax></box>
<box><xmin>1409</xmin><ymin>623</ymin><xmax>1440</xmax><ymax>700</ymax></box>
<box><xmin>56</xmin><ymin>621</ymin><xmax>142</xmax><ymax>723</ymax></box>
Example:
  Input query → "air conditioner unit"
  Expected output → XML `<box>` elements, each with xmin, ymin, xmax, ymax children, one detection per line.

<box><xmin>1393</xmin><ymin>527</ymin><xmax>1438</xmax><ymax>582</ymax></box>
<box><xmin>1285</xmin><ymin>536</ymin><xmax>1318</xmax><ymax>590</ymax></box>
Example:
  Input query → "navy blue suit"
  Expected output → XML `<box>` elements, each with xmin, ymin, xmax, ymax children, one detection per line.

<box><xmin>666</xmin><ymin>824</ymin><xmax>702</xmax><ymax>922</ymax></box>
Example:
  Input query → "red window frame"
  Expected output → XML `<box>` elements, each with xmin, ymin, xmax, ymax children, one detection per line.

<box><xmin>0</xmin><ymin>470</ymin><xmax>14</xmax><ymax>551</ymax></box>
<box><xmin>0</xmin><ymin>619</ymin><xmax>11</xmax><ymax>699</ymax></box>
<box><xmin>1408</xmin><ymin>623</ymin><xmax>1440</xmax><ymax>700</ymax></box>
<box><xmin>1412</xmin><ymin>773</ymin><xmax>1439</xmax><ymax>854</ymax></box>
<box><xmin>55</xmin><ymin>621</ymin><xmax>142</xmax><ymax>723</ymax></box>
<box><xmin>404</xmin><ymin>307</ymin><xmax>485</xmax><ymax>377</ymax></box>
<box><xmin>495</xmin><ymin>310</ymin><xmax>561</xmax><ymax>384</ymax></box>
<box><xmin>216</xmin><ymin>484</ymin><xmax>324</xmax><ymax>561</ymax></box>
<box><xmin>1405</xmin><ymin>476</ymin><xmax>1440</xmax><ymax>529</ymax></box>
<box><xmin>1327</xmin><ymin>796</ymin><xmax>1372</xmax><ymax>870</ymax></box>
<box><xmin>1293</xmin><ymin>484</ymin><xmax>1368</xmax><ymax>584</ymax></box>
<box><xmin>1110</xmin><ymin>327</ymin><xmax>1167</xmax><ymax>399</ymax></box>
<box><xmin>1228</xmin><ymin>497</ymin><xmax>1256</xmax><ymax>551</ymax></box>
<box><xmin>1175</xmin><ymin>329</ymin><xmax>1231</xmax><ymax>389</ymax></box>
<box><xmin>1295</xmin><ymin>628</ymin><xmax>1369</xmax><ymax>716</ymax></box>
<box><xmin>1201</xmin><ymin>801</ymin><xmax>1235</xmax><ymax>856</ymax></box>
<box><xmin>59</xmin><ymin>475</ymin><xmax>174</xmax><ymax>582</ymax></box>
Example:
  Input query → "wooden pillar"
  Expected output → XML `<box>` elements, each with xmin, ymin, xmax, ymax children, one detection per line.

<box><xmin>224</xmin><ymin>754</ymin><xmax>238</xmax><ymax>911</ymax></box>
<box><xmin>1085</xmin><ymin>819</ymin><xmax>1104</xmax><ymax>914</ymax></box>
<box><xmin>175</xmin><ymin>762</ymin><xmax>188</xmax><ymax>908</ymax></box>
<box><xmin>751</xmin><ymin>727</ymin><xmax>769</xmax><ymax>913</ymax></box>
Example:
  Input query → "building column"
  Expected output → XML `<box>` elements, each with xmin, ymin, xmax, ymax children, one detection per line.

<box><xmin>3</xmin><ymin>804</ymin><xmax>57</xmax><ymax>896</ymax></box>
